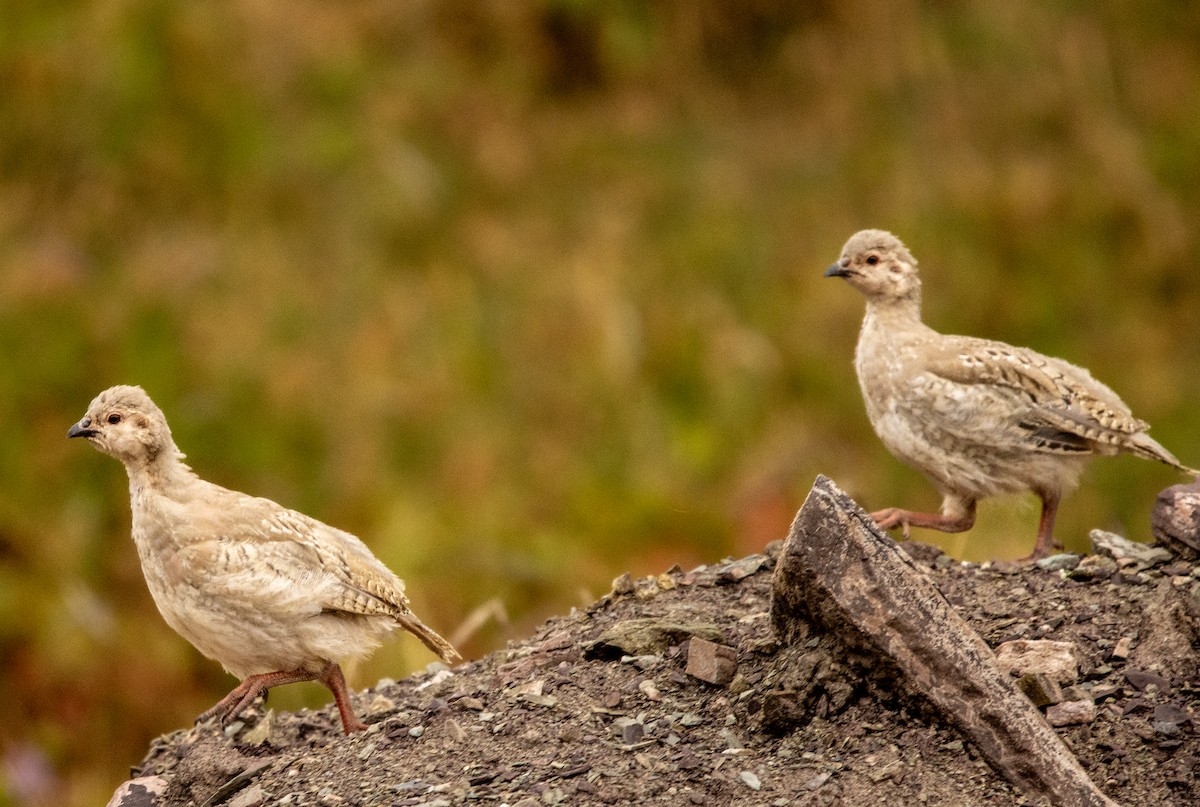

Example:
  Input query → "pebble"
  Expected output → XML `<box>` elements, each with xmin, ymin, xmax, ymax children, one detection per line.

<box><xmin>1090</xmin><ymin>530</ymin><xmax>1173</xmax><ymax>568</ymax></box>
<box><xmin>638</xmin><ymin>680</ymin><xmax>662</xmax><ymax>701</ymax></box>
<box><xmin>1152</xmin><ymin>703</ymin><xmax>1190</xmax><ymax>737</ymax></box>
<box><xmin>1125</xmin><ymin>669</ymin><xmax>1170</xmax><ymax>693</ymax></box>
<box><xmin>614</xmin><ymin>717</ymin><xmax>645</xmax><ymax>745</ymax></box>
<box><xmin>804</xmin><ymin>771</ymin><xmax>831</xmax><ymax>790</ymax></box>
<box><xmin>105</xmin><ymin>776</ymin><xmax>168</xmax><ymax>807</ymax></box>
<box><xmin>240</xmin><ymin>712</ymin><xmax>274</xmax><ymax>747</ymax></box>
<box><xmin>1045</xmin><ymin>699</ymin><xmax>1096</xmax><ymax>727</ymax></box>
<box><xmin>1017</xmin><ymin>672</ymin><xmax>1063</xmax><ymax>707</ymax></box>
<box><xmin>738</xmin><ymin>770</ymin><xmax>762</xmax><ymax>791</ymax></box>
<box><xmin>716</xmin><ymin>555</ymin><xmax>768</xmax><ymax>584</ymax></box>
<box><xmin>1036</xmin><ymin>554</ymin><xmax>1081</xmax><ymax>572</ymax></box>
<box><xmin>994</xmin><ymin>639</ymin><xmax>1078</xmax><ymax>684</ymax></box>
<box><xmin>228</xmin><ymin>784</ymin><xmax>267</xmax><ymax>807</ymax></box>
<box><xmin>415</xmin><ymin>669</ymin><xmax>455</xmax><ymax>691</ymax></box>
<box><xmin>1066</xmin><ymin>555</ymin><xmax>1117</xmax><ymax>581</ymax></box>
<box><xmin>622</xmin><ymin>655</ymin><xmax>663</xmax><ymax>671</ymax></box>
<box><xmin>1111</xmin><ymin>636</ymin><xmax>1134</xmax><ymax>660</ymax></box>
<box><xmin>685</xmin><ymin>638</ymin><xmax>738</xmax><ymax>686</ymax></box>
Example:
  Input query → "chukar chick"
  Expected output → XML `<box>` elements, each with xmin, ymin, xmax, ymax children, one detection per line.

<box><xmin>825</xmin><ymin>229</ymin><xmax>1196</xmax><ymax>560</ymax></box>
<box><xmin>68</xmin><ymin>385</ymin><xmax>460</xmax><ymax>734</ymax></box>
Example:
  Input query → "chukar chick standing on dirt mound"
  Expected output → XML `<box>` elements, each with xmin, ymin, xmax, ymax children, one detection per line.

<box><xmin>68</xmin><ymin>385</ymin><xmax>461</xmax><ymax>734</ymax></box>
<box><xmin>825</xmin><ymin>229</ymin><xmax>1196</xmax><ymax>560</ymax></box>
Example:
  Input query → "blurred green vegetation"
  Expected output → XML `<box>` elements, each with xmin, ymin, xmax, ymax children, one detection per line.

<box><xmin>2</xmin><ymin>1</ymin><xmax>1199</xmax><ymax>804</ymax></box>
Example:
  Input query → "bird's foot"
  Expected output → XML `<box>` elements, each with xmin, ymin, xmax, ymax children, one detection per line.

<box><xmin>870</xmin><ymin>508</ymin><xmax>912</xmax><ymax>538</ymax></box>
<box><xmin>196</xmin><ymin>669</ymin><xmax>319</xmax><ymax>730</ymax></box>
<box><xmin>870</xmin><ymin>507</ymin><xmax>975</xmax><ymax>536</ymax></box>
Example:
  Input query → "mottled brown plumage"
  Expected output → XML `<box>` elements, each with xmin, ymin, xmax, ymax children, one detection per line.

<box><xmin>68</xmin><ymin>385</ymin><xmax>460</xmax><ymax>733</ymax></box>
<box><xmin>826</xmin><ymin>230</ymin><xmax>1196</xmax><ymax>559</ymax></box>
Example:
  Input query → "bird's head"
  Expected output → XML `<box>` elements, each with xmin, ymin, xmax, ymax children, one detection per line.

<box><xmin>824</xmin><ymin>229</ymin><xmax>921</xmax><ymax>304</ymax></box>
<box><xmin>68</xmin><ymin>385</ymin><xmax>177</xmax><ymax>466</ymax></box>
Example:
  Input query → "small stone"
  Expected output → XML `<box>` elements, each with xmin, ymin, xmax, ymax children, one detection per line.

<box><xmin>621</xmin><ymin>655</ymin><xmax>662</xmax><ymax>671</ymax></box>
<box><xmin>1061</xmin><ymin>685</ymin><xmax>1091</xmax><ymax>702</ymax></box>
<box><xmin>614</xmin><ymin>717</ymin><xmax>645</xmax><ymax>745</ymax></box>
<box><xmin>1067</xmin><ymin>555</ymin><xmax>1117</xmax><ymax>581</ymax></box>
<box><xmin>106</xmin><ymin>776</ymin><xmax>169</xmax><ymax>807</ymax></box>
<box><xmin>408</xmin><ymin>725</ymin><xmax>425</xmax><ymax>738</ymax></box>
<box><xmin>679</xmin><ymin>713</ymin><xmax>704</xmax><ymax>727</ymax></box>
<box><xmin>228</xmin><ymin>784</ymin><xmax>267</xmax><ymax>807</ymax></box>
<box><xmin>1152</xmin><ymin>703</ymin><xmax>1191</xmax><ymax>737</ymax></box>
<box><xmin>365</xmin><ymin>693</ymin><xmax>396</xmax><ymax>713</ymax></box>
<box><xmin>720</xmin><ymin>728</ymin><xmax>744</xmax><ymax>750</ymax></box>
<box><xmin>804</xmin><ymin>771</ymin><xmax>831</xmax><ymax>790</ymax></box>
<box><xmin>416</xmin><ymin>668</ymin><xmax>454</xmax><ymax>691</ymax></box>
<box><xmin>1111</xmin><ymin>636</ymin><xmax>1134</xmax><ymax>660</ymax></box>
<box><xmin>239</xmin><ymin>711</ymin><xmax>275</xmax><ymax>747</ymax></box>
<box><xmin>638</xmin><ymin>679</ymin><xmax>662</xmax><ymax>701</ymax></box>
<box><xmin>717</xmin><ymin>556</ymin><xmax>768</xmax><ymax>584</ymax></box>
<box><xmin>738</xmin><ymin>771</ymin><xmax>762</xmax><ymax>791</ymax></box>
<box><xmin>994</xmin><ymin>639</ymin><xmax>1079</xmax><ymax>685</ymax></box>
<box><xmin>1125</xmin><ymin>669</ymin><xmax>1170</xmax><ymax>693</ymax></box>
<box><xmin>611</xmin><ymin>572</ymin><xmax>635</xmax><ymax>595</ymax></box>
<box><xmin>685</xmin><ymin>638</ymin><xmax>738</xmax><ymax>686</ymax></box>
<box><xmin>458</xmin><ymin>697</ymin><xmax>485</xmax><ymax>711</ymax></box>
<box><xmin>1036</xmin><ymin>553</ymin><xmax>1081</xmax><ymax>572</ymax></box>
<box><xmin>1045</xmin><ymin>699</ymin><xmax>1096</xmax><ymax>727</ymax></box>
<box><xmin>1090</xmin><ymin>530</ymin><xmax>1173</xmax><ymax>567</ymax></box>
<box><xmin>585</xmin><ymin>619</ymin><xmax>724</xmax><ymax>658</ymax></box>
<box><xmin>1017</xmin><ymin>672</ymin><xmax>1063</xmax><ymax>707</ymax></box>
<box><xmin>520</xmin><ymin>694</ymin><xmax>559</xmax><ymax>708</ymax></box>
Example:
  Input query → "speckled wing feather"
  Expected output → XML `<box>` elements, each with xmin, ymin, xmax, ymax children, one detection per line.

<box><xmin>923</xmin><ymin>337</ymin><xmax>1194</xmax><ymax>472</ymax></box>
<box><xmin>180</xmin><ymin>490</ymin><xmax>460</xmax><ymax>662</ymax></box>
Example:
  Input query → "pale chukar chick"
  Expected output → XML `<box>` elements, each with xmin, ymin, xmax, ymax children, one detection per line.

<box><xmin>825</xmin><ymin>229</ymin><xmax>1196</xmax><ymax>559</ymax></box>
<box><xmin>68</xmin><ymin>385</ymin><xmax>460</xmax><ymax>734</ymax></box>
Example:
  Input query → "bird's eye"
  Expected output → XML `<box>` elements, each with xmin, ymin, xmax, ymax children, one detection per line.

<box><xmin>865</xmin><ymin>255</ymin><xmax>879</xmax><ymax>265</ymax></box>
<box><xmin>107</xmin><ymin>413</ymin><xmax>123</xmax><ymax>425</ymax></box>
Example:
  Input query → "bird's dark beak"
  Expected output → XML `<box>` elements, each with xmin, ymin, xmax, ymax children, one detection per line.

<box><xmin>68</xmin><ymin>418</ymin><xmax>98</xmax><ymax>439</ymax></box>
<box><xmin>825</xmin><ymin>262</ymin><xmax>850</xmax><ymax>278</ymax></box>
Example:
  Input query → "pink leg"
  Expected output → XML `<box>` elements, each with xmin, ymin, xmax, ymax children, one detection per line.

<box><xmin>1024</xmin><ymin>492</ymin><xmax>1061</xmax><ymax>561</ymax></box>
<box><xmin>196</xmin><ymin>668</ymin><xmax>321</xmax><ymax>727</ymax></box>
<box><xmin>871</xmin><ymin>501</ymin><xmax>976</xmax><ymax>538</ymax></box>
<box><xmin>196</xmin><ymin>661</ymin><xmax>366</xmax><ymax>735</ymax></box>
<box><xmin>319</xmin><ymin>662</ymin><xmax>367</xmax><ymax>734</ymax></box>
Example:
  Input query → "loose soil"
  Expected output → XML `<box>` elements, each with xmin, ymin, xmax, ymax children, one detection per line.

<box><xmin>126</xmin><ymin>538</ymin><xmax>1198</xmax><ymax>806</ymax></box>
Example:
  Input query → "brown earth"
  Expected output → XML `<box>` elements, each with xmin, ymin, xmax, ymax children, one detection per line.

<box><xmin>116</xmin><ymin>529</ymin><xmax>1198</xmax><ymax>807</ymax></box>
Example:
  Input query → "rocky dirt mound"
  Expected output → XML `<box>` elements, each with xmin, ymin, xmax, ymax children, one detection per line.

<box><xmin>115</xmin><ymin>515</ymin><xmax>1198</xmax><ymax>806</ymax></box>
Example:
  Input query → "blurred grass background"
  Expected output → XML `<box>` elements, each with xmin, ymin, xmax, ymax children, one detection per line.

<box><xmin>2</xmin><ymin>1</ymin><xmax>1199</xmax><ymax>804</ymax></box>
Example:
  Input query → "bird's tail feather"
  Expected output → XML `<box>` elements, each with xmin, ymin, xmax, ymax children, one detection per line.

<box><xmin>1128</xmin><ymin>433</ymin><xmax>1198</xmax><ymax>476</ymax></box>
<box><xmin>398</xmin><ymin>612</ymin><xmax>462</xmax><ymax>664</ymax></box>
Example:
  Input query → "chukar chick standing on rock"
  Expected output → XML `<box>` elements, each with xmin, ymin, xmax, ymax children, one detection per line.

<box><xmin>825</xmin><ymin>230</ymin><xmax>1196</xmax><ymax>560</ymax></box>
<box><xmin>68</xmin><ymin>385</ymin><xmax>460</xmax><ymax>734</ymax></box>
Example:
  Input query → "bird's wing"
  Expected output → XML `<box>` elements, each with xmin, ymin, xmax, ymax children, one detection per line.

<box><xmin>178</xmin><ymin>493</ymin><xmax>414</xmax><ymax>619</ymax></box>
<box><xmin>921</xmin><ymin>336</ymin><xmax>1148</xmax><ymax>449</ymax></box>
